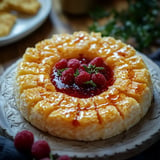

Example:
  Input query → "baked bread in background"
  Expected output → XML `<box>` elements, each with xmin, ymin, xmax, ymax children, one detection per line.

<box><xmin>0</xmin><ymin>12</ymin><xmax>17</xmax><ymax>37</ymax></box>
<box><xmin>0</xmin><ymin>0</ymin><xmax>41</xmax><ymax>37</ymax></box>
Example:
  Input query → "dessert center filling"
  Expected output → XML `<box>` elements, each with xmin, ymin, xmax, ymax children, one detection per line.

<box><xmin>51</xmin><ymin>56</ymin><xmax>114</xmax><ymax>98</ymax></box>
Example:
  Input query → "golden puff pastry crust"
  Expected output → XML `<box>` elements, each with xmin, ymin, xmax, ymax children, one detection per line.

<box><xmin>15</xmin><ymin>32</ymin><xmax>153</xmax><ymax>141</ymax></box>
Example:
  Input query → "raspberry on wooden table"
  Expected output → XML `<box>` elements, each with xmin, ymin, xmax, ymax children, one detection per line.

<box><xmin>14</xmin><ymin>130</ymin><xmax>34</xmax><ymax>153</ymax></box>
<box><xmin>31</xmin><ymin>140</ymin><xmax>50</xmax><ymax>160</ymax></box>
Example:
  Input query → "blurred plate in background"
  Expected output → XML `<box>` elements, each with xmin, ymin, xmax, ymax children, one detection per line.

<box><xmin>0</xmin><ymin>0</ymin><xmax>52</xmax><ymax>47</ymax></box>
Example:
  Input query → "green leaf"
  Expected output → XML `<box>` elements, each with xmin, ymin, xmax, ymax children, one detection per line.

<box><xmin>50</xmin><ymin>153</ymin><xmax>55</xmax><ymax>160</ymax></box>
<box><xmin>83</xmin><ymin>65</ymin><xmax>90</xmax><ymax>73</ymax></box>
<box><xmin>87</xmin><ymin>64</ymin><xmax>96</xmax><ymax>74</ymax></box>
<box><xmin>57</xmin><ymin>68</ymin><xmax>67</xmax><ymax>76</ymax></box>
<box><xmin>84</xmin><ymin>80</ymin><xmax>96</xmax><ymax>87</ymax></box>
<box><xmin>89</xmin><ymin>0</ymin><xmax>160</xmax><ymax>51</ymax></box>
<box><xmin>74</xmin><ymin>69</ymin><xmax>79</xmax><ymax>77</ymax></box>
<box><xmin>95</xmin><ymin>66</ymin><xmax>104</xmax><ymax>73</ymax></box>
<box><xmin>83</xmin><ymin>64</ymin><xmax>104</xmax><ymax>74</ymax></box>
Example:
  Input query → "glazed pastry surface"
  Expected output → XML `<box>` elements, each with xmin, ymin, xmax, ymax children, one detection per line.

<box><xmin>15</xmin><ymin>32</ymin><xmax>153</xmax><ymax>141</ymax></box>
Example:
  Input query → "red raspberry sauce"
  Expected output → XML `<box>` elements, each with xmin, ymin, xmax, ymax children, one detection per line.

<box><xmin>51</xmin><ymin>57</ymin><xmax>114</xmax><ymax>98</ymax></box>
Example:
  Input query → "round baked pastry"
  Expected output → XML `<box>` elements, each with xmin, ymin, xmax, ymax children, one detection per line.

<box><xmin>15</xmin><ymin>31</ymin><xmax>153</xmax><ymax>141</ymax></box>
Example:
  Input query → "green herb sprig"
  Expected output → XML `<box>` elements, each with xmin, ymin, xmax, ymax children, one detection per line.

<box><xmin>84</xmin><ymin>80</ymin><xmax>96</xmax><ymax>87</ymax></box>
<box><xmin>74</xmin><ymin>69</ymin><xmax>79</xmax><ymax>77</ymax></box>
<box><xmin>89</xmin><ymin>0</ymin><xmax>160</xmax><ymax>51</ymax></box>
<box><xmin>83</xmin><ymin>64</ymin><xmax>104</xmax><ymax>74</ymax></box>
<box><xmin>57</xmin><ymin>68</ymin><xmax>67</xmax><ymax>76</ymax></box>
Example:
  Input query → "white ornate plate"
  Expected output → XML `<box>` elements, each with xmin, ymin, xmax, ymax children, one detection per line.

<box><xmin>0</xmin><ymin>0</ymin><xmax>52</xmax><ymax>47</ymax></box>
<box><xmin>0</xmin><ymin>53</ymin><xmax>160</xmax><ymax>160</ymax></box>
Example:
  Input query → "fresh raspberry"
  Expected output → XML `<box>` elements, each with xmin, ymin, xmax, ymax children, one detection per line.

<box><xmin>79</xmin><ymin>64</ymin><xmax>87</xmax><ymax>72</ymax></box>
<box><xmin>89</xmin><ymin>57</ymin><xmax>104</xmax><ymax>67</ymax></box>
<box><xmin>55</xmin><ymin>59</ymin><xmax>67</xmax><ymax>69</ymax></box>
<box><xmin>31</xmin><ymin>140</ymin><xmax>50</xmax><ymax>160</ymax></box>
<box><xmin>67</xmin><ymin>58</ymin><xmax>80</xmax><ymax>70</ymax></box>
<box><xmin>75</xmin><ymin>71</ymin><xmax>91</xmax><ymax>86</ymax></box>
<box><xmin>57</xmin><ymin>155</ymin><xmax>71</xmax><ymax>160</ymax></box>
<box><xmin>61</xmin><ymin>68</ymin><xmax>74</xmax><ymax>84</ymax></box>
<box><xmin>14</xmin><ymin>130</ymin><xmax>34</xmax><ymax>153</ymax></box>
<box><xmin>98</xmin><ymin>64</ymin><xmax>107</xmax><ymax>75</ymax></box>
<box><xmin>100</xmin><ymin>65</ymin><xmax>112</xmax><ymax>80</ymax></box>
<box><xmin>91</xmin><ymin>73</ymin><xmax>107</xmax><ymax>87</ymax></box>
